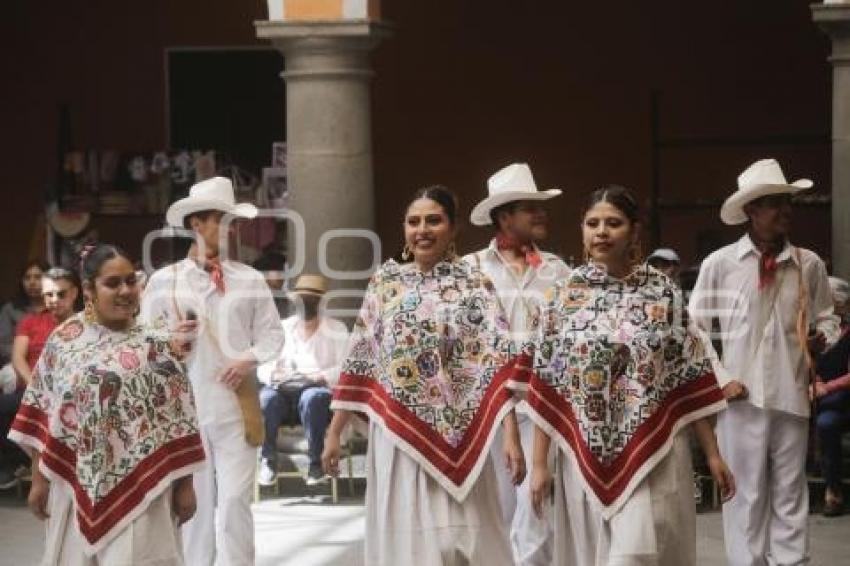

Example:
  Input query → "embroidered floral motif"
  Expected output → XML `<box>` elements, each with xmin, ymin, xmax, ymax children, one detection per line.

<box><xmin>338</xmin><ymin>259</ymin><xmax>512</xmax><ymax>450</ymax></box>
<box><xmin>10</xmin><ymin>314</ymin><xmax>204</xmax><ymax>549</ymax></box>
<box><xmin>530</xmin><ymin>264</ymin><xmax>720</xmax><ymax>468</ymax></box>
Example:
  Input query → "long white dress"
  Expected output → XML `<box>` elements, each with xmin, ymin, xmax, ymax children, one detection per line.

<box><xmin>365</xmin><ymin>423</ymin><xmax>513</xmax><ymax>566</ymax></box>
<box><xmin>551</xmin><ymin>433</ymin><xmax>696</xmax><ymax>566</ymax></box>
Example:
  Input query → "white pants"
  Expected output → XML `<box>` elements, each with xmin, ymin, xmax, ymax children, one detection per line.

<box><xmin>366</xmin><ymin>423</ymin><xmax>512</xmax><ymax>566</ymax></box>
<box><xmin>717</xmin><ymin>402</ymin><xmax>809</xmax><ymax>566</ymax></box>
<box><xmin>552</xmin><ymin>433</ymin><xmax>696</xmax><ymax>566</ymax></box>
<box><xmin>43</xmin><ymin>484</ymin><xmax>183</xmax><ymax>566</ymax></box>
<box><xmin>182</xmin><ymin>418</ymin><xmax>257</xmax><ymax>566</ymax></box>
<box><xmin>490</xmin><ymin>412</ymin><xmax>553</xmax><ymax>566</ymax></box>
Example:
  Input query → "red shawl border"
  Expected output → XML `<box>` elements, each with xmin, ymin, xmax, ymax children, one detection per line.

<box><xmin>512</xmin><ymin>353</ymin><xmax>724</xmax><ymax>514</ymax></box>
<box><xmin>332</xmin><ymin>358</ymin><xmax>521</xmax><ymax>499</ymax></box>
<box><xmin>10</xmin><ymin>403</ymin><xmax>205</xmax><ymax>547</ymax></box>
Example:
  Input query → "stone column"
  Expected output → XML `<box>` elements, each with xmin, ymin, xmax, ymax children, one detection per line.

<box><xmin>813</xmin><ymin>2</ymin><xmax>850</xmax><ymax>279</ymax></box>
<box><xmin>255</xmin><ymin>14</ymin><xmax>392</xmax><ymax>299</ymax></box>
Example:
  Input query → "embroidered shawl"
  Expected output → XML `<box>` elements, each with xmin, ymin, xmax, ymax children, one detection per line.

<box><xmin>516</xmin><ymin>264</ymin><xmax>725</xmax><ymax>518</ymax></box>
<box><xmin>9</xmin><ymin>315</ymin><xmax>205</xmax><ymax>555</ymax></box>
<box><xmin>332</xmin><ymin>259</ymin><xmax>518</xmax><ymax>501</ymax></box>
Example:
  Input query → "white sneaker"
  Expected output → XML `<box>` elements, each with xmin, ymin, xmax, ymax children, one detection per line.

<box><xmin>258</xmin><ymin>459</ymin><xmax>277</xmax><ymax>486</ymax></box>
<box><xmin>305</xmin><ymin>466</ymin><xmax>329</xmax><ymax>486</ymax></box>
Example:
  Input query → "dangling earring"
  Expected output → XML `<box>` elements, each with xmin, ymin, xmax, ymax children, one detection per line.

<box><xmin>401</xmin><ymin>243</ymin><xmax>412</xmax><ymax>261</ymax></box>
<box><xmin>583</xmin><ymin>248</ymin><xmax>591</xmax><ymax>265</ymax></box>
<box><xmin>84</xmin><ymin>299</ymin><xmax>96</xmax><ymax>324</ymax></box>
<box><xmin>446</xmin><ymin>241</ymin><xmax>457</xmax><ymax>259</ymax></box>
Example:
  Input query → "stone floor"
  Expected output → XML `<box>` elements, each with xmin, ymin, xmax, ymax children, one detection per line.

<box><xmin>1</xmin><ymin>488</ymin><xmax>848</xmax><ymax>565</ymax></box>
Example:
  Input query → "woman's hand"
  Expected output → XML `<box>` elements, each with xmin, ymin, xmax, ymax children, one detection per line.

<box><xmin>172</xmin><ymin>476</ymin><xmax>197</xmax><ymax>525</ymax></box>
<box><xmin>503</xmin><ymin>432</ymin><xmax>526</xmax><ymax>486</ymax></box>
<box><xmin>707</xmin><ymin>455</ymin><xmax>736</xmax><ymax>503</ymax></box>
<box><xmin>321</xmin><ymin>432</ymin><xmax>342</xmax><ymax>477</ymax></box>
<box><xmin>28</xmin><ymin>467</ymin><xmax>50</xmax><ymax>521</ymax></box>
<box><xmin>530</xmin><ymin>464</ymin><xmax>553</xmax><ymax>519</ymax></box>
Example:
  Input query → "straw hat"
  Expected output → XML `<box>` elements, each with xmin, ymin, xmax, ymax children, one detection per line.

<box><xmin>291</xmin><ymin>274</ymin><xmax>328</xmax><ymax>297</ymax></box>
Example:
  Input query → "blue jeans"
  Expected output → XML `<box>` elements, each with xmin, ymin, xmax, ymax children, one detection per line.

<box><xmin>816</xmin><ymin>398</ymin><xmax>850</xmax><ymax>491</ymax></box>
<box><xmin>259</xmin><ymin>384</ymin><xmax>332</xmax><ymax>467</ymax></box>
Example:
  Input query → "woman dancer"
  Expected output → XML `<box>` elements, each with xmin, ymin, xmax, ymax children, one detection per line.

<box><xmin>526</xmin><ymin>186</ymin><xmax>735</xmax><ymax>565</ymax></box>
<box><xmin>322</xmin><ymin>186</ymin><xmax>525</xmax><ymax>565</ymax></box>
<box><xmin>9</xmin><ymin>245</ymin><xmax>205</xmax><ymax>564</ymax></box>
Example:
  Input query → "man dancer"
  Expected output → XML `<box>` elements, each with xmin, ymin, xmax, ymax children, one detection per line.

<box><xmin>142</xmin><ymin>177</ymin><xmax>284</xmax><ymax>565</ymax></box>
<box><xmin>689</xmin><ymin>159</ymin><xmax>839</xmax><ymax>566</ymax></box>
<box><xmin>466</xmin><ymin>162</ymin><xmax>570</xmax><ymax>565</ymax></box>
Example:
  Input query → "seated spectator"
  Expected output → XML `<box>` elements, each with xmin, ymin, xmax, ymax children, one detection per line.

<box><xmin>12</xmin><ymin>267</ymin><xmax>82</xmax><ymax>386</ymax></box>
<box><xmin>0</xmin><ymin>260</ymin><xmax>51</xmax><ymax>489</ymax></box>
<box><xmin>813</xmin><ymin>276</ymin><xmax>850</xmax><ymax>517</ymax></box>
<box><xmin>647</xmin><ymin>247</ymin><xmax>682</xmax><ymax>282</ymax></box>
<box><xmin>0</xmin><ymin>260</ymin><xmax>49</xmax><ymax>366</ymax></box>
<box><xmin>257</xmin><ymin>274</ymin><xmax>349</xmax><ymax>486</ymax></box>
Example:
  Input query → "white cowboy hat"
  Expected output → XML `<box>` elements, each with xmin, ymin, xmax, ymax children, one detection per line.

<box><xmin>166</xmin><ymin>176</ymin><xmax>258</xmax><ymax>227</ymax></box>
<box><xmin>647</xmin><ymin>248</ymin><xmax>680</xmax><ymax>264</ymax></box>
<box><xmin>719</xmin><ymin>159</ymin><xmax>812</xmax><ymax>225</ymax></box>
<box><xmin>469</xmin><ymin>163</ymin><xmax>561</xmax><ymax>226</ymax></box>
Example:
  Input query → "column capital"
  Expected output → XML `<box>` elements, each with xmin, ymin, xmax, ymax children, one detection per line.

<box><xmin>255</xmin><ymin>20</ymin><xmax>394</xmax><ymax>53</ymax></box>
<box><xmin>813</xmin><ymin>3</ymin><xmax>850</xmax><ymax>62</ymax></box>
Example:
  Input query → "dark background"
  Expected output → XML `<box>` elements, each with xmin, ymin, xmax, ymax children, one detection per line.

<box><xmin>0</xmin><ymin>0</ymin><xmax>833</xmax><ymax>296</ymax></box>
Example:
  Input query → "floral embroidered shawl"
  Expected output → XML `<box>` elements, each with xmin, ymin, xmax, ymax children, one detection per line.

<box><xmin>9</xmin><ymin>315</ymin><xmax>205</xmax><ymax>555</ymax></box>
<box><xmin>332</xmin><ymin>259</ymin><xmax>518</xmax><ymax>501</ymax></box>
<box><xmin>516</xmin><ymin>264</ymin><xmax>725</xmax><ymax>518</ymax></box>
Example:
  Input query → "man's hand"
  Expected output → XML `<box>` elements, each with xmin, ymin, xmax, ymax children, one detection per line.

<box><xmin>722</xmin><ymin>380</ymin><xmax>748</xmax><ymax>401</ymax></box>
<box><xmin>807</xmin><ymin>331</ymin><xmax>826</xmax><ymax>356</ymax></box>
<box><xmin>219</xmin><ymin>359</ymin><xmax>256</xmax><ymax>390</ymax></box>
<box><xmin>811</xmin><ymin>380</ymin><xmax>830</xmax><ymax>400</ymax></box>
<box><xmin>170</xmin><ymin>318</ymin><xmax>198</xmax><ymax>360</ymax></box>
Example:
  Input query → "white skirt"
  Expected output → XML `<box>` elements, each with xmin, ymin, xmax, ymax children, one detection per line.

<box><xmin>551</xmin><ymin>432</ymin><xmax>696</xmax><ymax>566</ymax></box>
<box><xmin>365</xmin><ymin>422</ymin><xmax>513</xmax><ymax>566</ymax></box>
<box><xmin>42</xmin><ymin>483</ymin><xmax>184</xmax><ymax>566</ymax></box>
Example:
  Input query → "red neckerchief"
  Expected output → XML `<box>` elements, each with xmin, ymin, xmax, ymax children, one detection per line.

<box><xmin>495</xmin><ymin>233</ymin><xmax>543</xmax><ymax>268</ymax></box>
<box><xmin>203</xmin><ymin>257</ymin><xmax>226</xmax><ymax>294</ymax></box>
<box><xmin>758</xmin><ymin>250</ymin><xmax>778</xmax><ymax>291</ymax></box>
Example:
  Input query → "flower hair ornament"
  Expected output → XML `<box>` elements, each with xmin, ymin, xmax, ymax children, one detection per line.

<box><xmin>79</xmin><ymin>244</ymin><xmax>96</xmax><ymax>272</ymax></box>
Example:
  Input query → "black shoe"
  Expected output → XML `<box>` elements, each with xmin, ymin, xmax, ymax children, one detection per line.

<box><xmin>305</xmin><ymin>465</ymin><xmax>329</xmax><ymax>486</ymax></box>
<box><xmin>823</xmin><ymin>497</ymin><xmax>844</xmax><ymax>517</ymax></box>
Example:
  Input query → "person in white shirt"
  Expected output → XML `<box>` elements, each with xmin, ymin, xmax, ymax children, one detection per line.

<box><xmin>257</xmin><ymin>274</ymin><xmax>349</xmax><ymax>486</ymax></box>
<box><xmin>141</xmin><ymin>177</ymin><xmax>285</xmax><ymax>566</ymax></box>
<box><xmin>465</xmin><ymin>163</ymin><xmax>570</xmax><ymax>566</ymax></box>
<box><xmin>689</xmin><ymin>159</ymin><xmax>840</xmax><ymax>566</ymax></box>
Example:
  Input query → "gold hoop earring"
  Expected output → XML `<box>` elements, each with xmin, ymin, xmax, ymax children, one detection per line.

<box><xmin>84</xmin><ymin>299</ymin><xmax>96</xmax><ymax>324</ymax></box>
<box><xmin>401</xmin><ymin>244</ymin><xmax>412</xmax><ymax>261</ymax></box>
